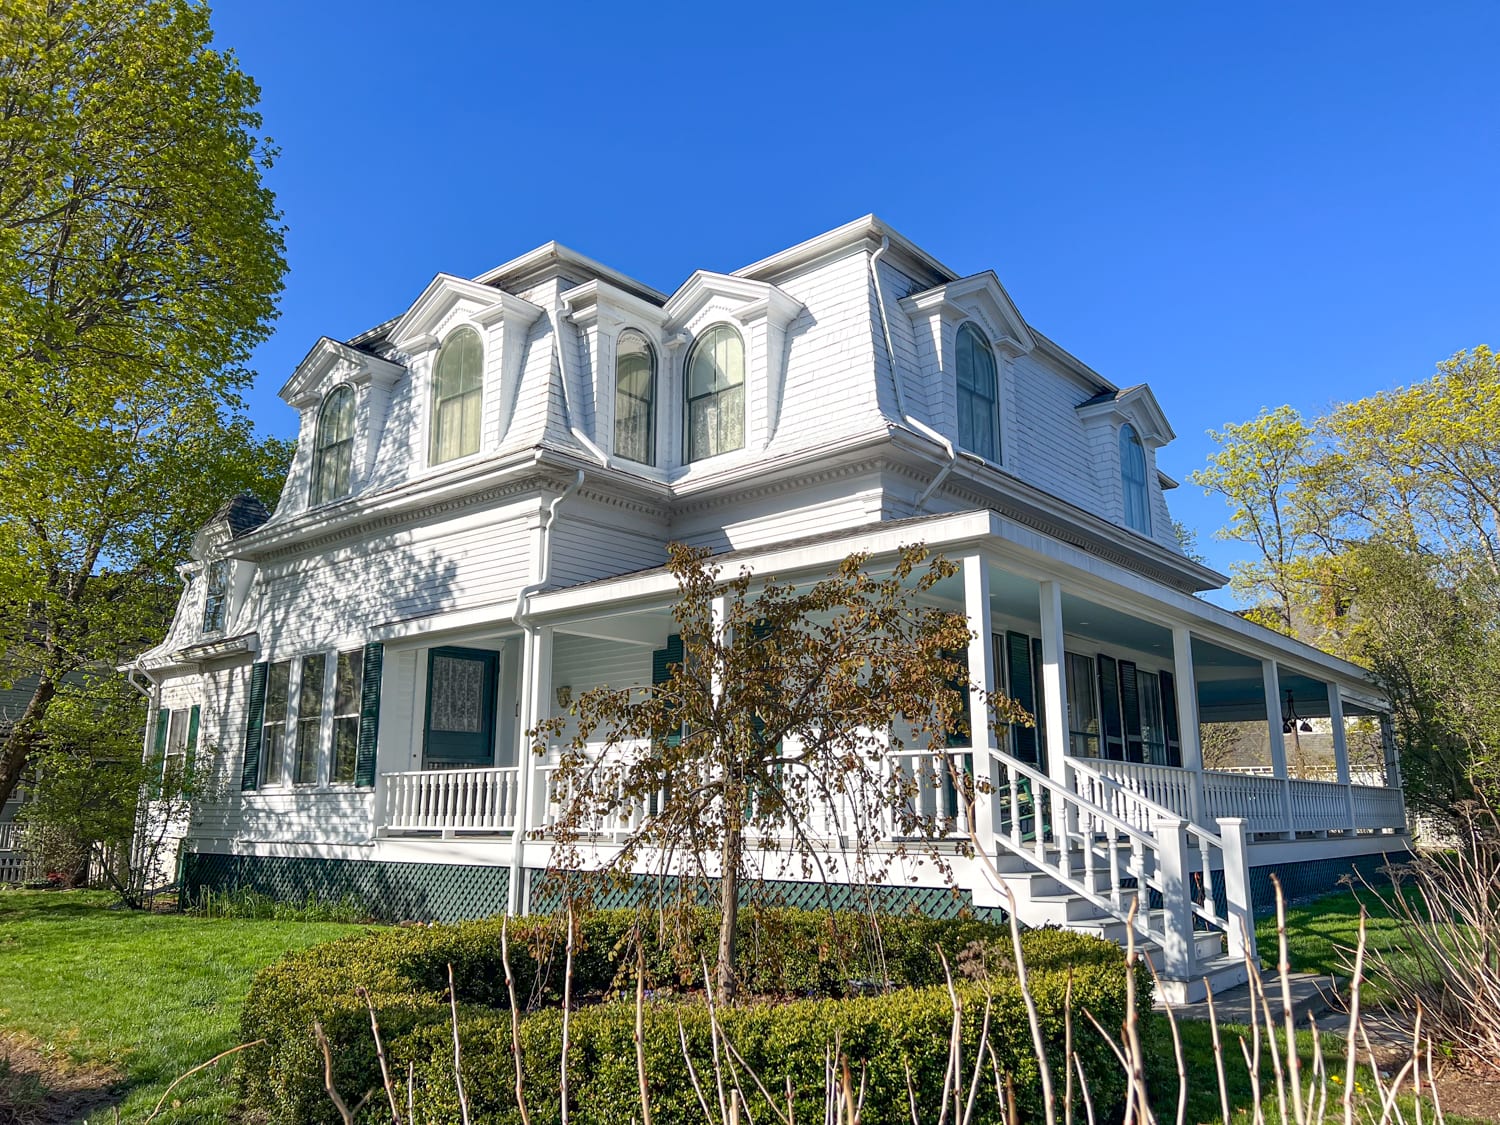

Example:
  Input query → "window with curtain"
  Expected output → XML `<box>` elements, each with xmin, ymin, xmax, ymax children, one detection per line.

<box><xmin>430</xmin><ymin>326</ymin><xmax>483</xmax><ymax>464</ymax></box>
<box><xmin>201</xmin><ymin>559</ymin><xmax>230</xmax><ymax>633</ymax></box>
<box><xmin>310</xmin><ymin>384</ymin><xmax>355</xmax><ymax>505</ymax></box>
<box><xmin>1120</xmin><ymin>424</ymin><xmax>1151</xmax><ymax>534</ymax></box>
<box><xmin>1137</xmin><ymin>670</ymin><xmax>1168</xmax><ymax>764</ymax></box>
<box><xmin>685</xmin><ymin>324</ymin><xmax>745</xmax><ymax>463</ymax></box>
<box><xmin>1065</xmin><ymin>652</ymin><xmax>1101</xmax><ymax>757</ymax></box>
<box><xmin>956</xmin><ymin>322</ymin><xmax>999</xmax><ymax>461</ymax></box>
<box><xmin>614</xmin><ymin>329</ymin><xmax>656</xmax><ymax>465</ymax></box>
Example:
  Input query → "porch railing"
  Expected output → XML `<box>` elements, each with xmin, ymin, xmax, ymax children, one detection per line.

<box><xmin>380</xmin><ymin>767</ymin><xmax>521</xmax><ymax>836</ymax></box>
<box><xmin>1093</xmin><ymin>759</ymin><xmax>1407</xmax><ymax>837</ymax></box>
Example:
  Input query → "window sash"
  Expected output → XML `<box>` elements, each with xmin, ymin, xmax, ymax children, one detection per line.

<box><xmin>261</xmin><ymin>660</ymin><xmax>291</xmax><ymax>785</ymax></box>
<box><xmin>688</xmin><ymin>383</ymin><xmax>745</xmax><ymax>462</ymax></box>
<box><xmin>202</xmin><ymin>561</ymin><xmax>229</xmax><ymax>633</ymax></box>
<box><xmin>1121</xmin><ymin>426</ymin><xmax>1151</xmax><ymax>533</ymax></box>
<box><xmin>1137</xmin><ymin>670</ymin><xmax>1169</xmax><ymax>765</ymax></box>
<box><xmin>331</xmin><ymin>649</ymin><xmax>363</xmax><ymax>785</ymax></box>
<box><xmin>292</xmin><ymin>654</ymin><xmax>326</xmax><ymax>785</ymax></box>
<box><xmin>955</xmin><ymin>324</ymin><xmax>999</xmax><ymax>461</ymax></box>
<box><xmin>1065</xmin><ymin>652</ymin><xmax>1101</xmax><ymax>758</ymax></box>
<box><xmin>431</xmin><ymin>329</ymin><xmax>483</xmax><ymax>464</ymax></box>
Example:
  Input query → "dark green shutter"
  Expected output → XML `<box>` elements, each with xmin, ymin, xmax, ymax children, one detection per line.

<box><xmin>1119</xmin><ymin>660</ymin><xmax>1144</xmax><ymax>763</ymax></box>
<box><xmin>943</xmin><ymin>649</ymin><xmax>970</xmax><ymax>748</ymax></box>
<box><xmin>185</xmin><ymin>704</ymin><xmax>201</xmax><ymax>775</ymax></box>
<box><xmin>240</xmin><ymin>662</ymin><xmax>269</xmax><ymax>791</ymax></box>
<box><xmin>1097</xmin><ymin>655</ymin><xmax>1126</xmax><ymax>761</ymax></box>
<box><xmin>748</xmin><ymin>621</ymin><xmax>781</xmax><ymax>754</ymax></box>
<box><xmin>1005</xmin><ymin>631</ymin><xmax>1038</xmax><ymax>764</ymax></box>
<box><xmin>651</xmin><ymin>633</ymin><xmax>684</xmax><ymax>748</ymax></box>
<box><xmin>149</xmin><ymin>709</ymin><xmax>169</xmax><ymax>797</ymax></box>
<box><xmin>355</xmin><ymin>642</ymin><xmax>383</xmax><ymax>788</ymax></box>
<box><xmin>1159</xmin><ymin>669</ymin><xmax>1182</xmax><ymax>767</ymax></box>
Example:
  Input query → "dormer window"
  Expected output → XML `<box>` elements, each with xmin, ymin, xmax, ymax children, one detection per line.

<box><xmin>614</xmin><ymin>329</ymin><xmax>657</xmax><ymax>466</ymax></box>
<box><xmin>201</xmin><ymin>559</ymin><xmax>230</xmax><ymax>633</ymax></box>
<box><xmin>956</xmin><ymin>322</ymin><xmax>1000</xmax><ymax>462</ymax></box>
<box><xmin>685</xmin><ymin>324</ymin><xmax>745</xmax><ymax>463</ymax></box>
<box><xmin>1120</xmin><ymin>424</ymin><xmax>1151</xmax><ymax>533</ymax></box>
<box><xmin>310</xmin><ymin>384</ymin><xmax>355</xmax><ymax>505</ymax></box>
<box><xmin>430</xmin><ymin>326</ymin><xmax>483</xmax><ymax>464</ymax></box>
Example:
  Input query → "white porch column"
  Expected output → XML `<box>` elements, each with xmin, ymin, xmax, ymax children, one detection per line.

<box><xmin>1262</xmin><ymin>660</ymin><xmax>1295</xmax><ymax>837</ymax></box>
<box><xmin>507</xmin><ymin>624</ymin><xmax>553</xmax><ymax>915</ymax></box>
<box><xmin>1380</xmin><ymin>714</ymin><xmax>1402</xmax><ymax>790</ymax></box>
<box><xmin>1037</xmin><ymin>580</ymin><xmax>1070</xmax><ymax>787</ymax></box>
<box><xmin>1171</xmin><ymin>625</ymin><xmax>1207</xmax><ymax>828</ymax></box>
<box><xmin>1328</xmin><ymin>683</ymin><xmax>1356</xmax><ymax>832</ymax></box>
<box><xmin>962</xmin><ymin>555</ymin><xmax>996</xmax><ymax>844</ymax></box>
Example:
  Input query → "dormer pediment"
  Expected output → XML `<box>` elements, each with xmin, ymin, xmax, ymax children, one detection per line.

<box><xmin>279</xmin><ymin>337</ymin><xmax>406</xmax><ymax>409</ymax></box>
<box><xmin>900</xmin><ymin>272</ymin><xmax>1035</xmax><ymax>357</ymax></box>
<box><xmin>663</xmin><ymin>271</ymin><xmax>801</xmax><ymax>333</ymax></box>
<box><xmin>1075</xmin><ymin>383</ymin><xmax>1175</xmax><ymax>447</ymax></box>
<box><xmin>562</xmin><ymin>279</ymin><xmax>670</xmax><ymax>331</ymax></box>
<box><xmin>386</xmin><ymin>273</ymin><xmax>545</xmax><ymax>354</ymax></box>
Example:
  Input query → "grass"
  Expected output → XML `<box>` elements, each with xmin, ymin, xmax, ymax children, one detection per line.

<box><xmin>0</xmin><ymin>884</ymin><xmax>1485</xmax><ymax>1124</ymax></box>
<box><xmin>0</xmin><ymin>888</ymin><xmax>376</xmax><ymax>1123</ymax></box>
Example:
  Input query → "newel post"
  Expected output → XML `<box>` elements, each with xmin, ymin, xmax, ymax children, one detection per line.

<box><xmin>1217</xmin><ymin>816</ymin><xmax>1256</xmax><ymax>963</ymax></box>
<box><xmin>1155</xmin><ymin>815</ymin><xmax>1195</xmax><ymax>981</ymax></box>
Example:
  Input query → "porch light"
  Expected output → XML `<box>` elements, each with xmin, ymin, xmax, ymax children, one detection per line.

<box><xmin>1282</xmin><ymin>689</ymin><xmax>1313</xmax><ymax>735</ymax></box>
<box><xmin>555</xmin><ymin>685</ymin><xmax>573</xmax><ymax>709</ymax></box>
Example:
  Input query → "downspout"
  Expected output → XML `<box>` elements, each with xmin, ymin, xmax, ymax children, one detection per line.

<box><xmin>870</xmin><ymin>235</ymin><xmax>957</xmax><ymax>512</ymax></box>
<box><xmin>507</xmin><ymin>300</ymin><xmax>609</xmax><ymax>913</ymax></box>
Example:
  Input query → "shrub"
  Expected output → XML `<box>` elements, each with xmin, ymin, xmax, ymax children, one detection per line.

<box><xmin>238</xmin><ymin>906</ymin><xmax>1140</xmax><ymax>1123</ymax></box>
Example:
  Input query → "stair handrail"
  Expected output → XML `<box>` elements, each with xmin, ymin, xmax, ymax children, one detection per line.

<box><xmin>978</xmin><ymin>745</ymin><xmax>1171</xmax><ymax>953</ymax></box>
<box><xmin>1064</xmin><ymin>755</ymin><xmax>1253</xmax><ymax>956</ymax></box>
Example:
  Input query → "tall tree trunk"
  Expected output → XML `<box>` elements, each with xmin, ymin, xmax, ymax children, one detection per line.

<box><xmin>0</xmin><ymin>675</ymin><xmax>56</xmax><ymax>807</ymax></box>
<box><xmin>715</xmin><ymin>821</ymin><xmax>742</xmax><ymax>1005</ymax></box>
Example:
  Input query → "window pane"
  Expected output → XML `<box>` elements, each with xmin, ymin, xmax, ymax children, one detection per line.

<box><xmin>1120</xmin><ymin>426</ymin><xmax>1151</xmax><ymax>534</ymax></box>
<box><xmin>332</xmin><ymin>716</ymin><xmax>359</xmax><ymax>784</ymax></box>
<box><xmin>615</xmin><ymin>330</ymin><xmax>655</xmax><ymax>465</ymax></box>
<box><xmin>1139</xmin><ymin>671</ymin><xmax>1167</xmax><ymax>764</ymax></box>
<box><xmin>956</xmin><ymin>324</ymin><xmax>999</xmax><ymax>461</ymax></box>
<box><xmin>430</xmin><ymin>655</ymin><xmax>486</xmax><ymax>733</ymax></box>
<box><xmin>432</xmin><ymin>328</ymin><xmax>484</xmax><ymax>463</ymax></box>
<box><xmin>299</xmin><ymin>654</ymin><xmax>326</xmax><ymax>719</ymax></box>
<box><xmin>335</xmin><ymin>649</ymin><xmax>363</xmax><ymax>716</ymax></box>
<box><xmin>263</xmin><ymin>726</ymin><xmax>285</xmax><ymax>786</ymax></box>
<box><xmin>1065</xmin><ymin>653</ymin><xmax>1100</xmax><ymax>758</ymax></box>
<box><xmin>202</xmin><ymin>559</ymin><xmax>229</xmax><ymax>632</ymax></box>
<box><xmin>265</xmin><ymin>661</ymin><xmax>290</xmax><ymax>723</ymax></box>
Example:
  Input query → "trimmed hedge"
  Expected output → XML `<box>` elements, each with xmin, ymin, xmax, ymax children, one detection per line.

<box><xmin>240</xmin><ymin>906</ymin><xmax>1143</xmax><ymax>1124</ymax></box>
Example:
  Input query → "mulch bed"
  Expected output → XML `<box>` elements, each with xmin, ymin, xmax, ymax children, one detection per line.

<box><xmin>0</xmin><ymin>1033</ymin><xmax>120</xmax><ymax>1125</ymax></box>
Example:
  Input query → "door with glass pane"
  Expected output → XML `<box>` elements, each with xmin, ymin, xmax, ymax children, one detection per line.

<box><xmin>423</xmin><ymin>646</ymin><xmax>498</xmax><ymax>768</ymax></box>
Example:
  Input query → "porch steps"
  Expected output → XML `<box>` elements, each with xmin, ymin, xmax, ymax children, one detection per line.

<box><xmin>977</xmin><ymin>839</ymin><xmax>1251</xmax><ymax>1004</ymax></box>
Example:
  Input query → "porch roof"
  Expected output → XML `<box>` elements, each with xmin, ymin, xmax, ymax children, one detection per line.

<box><xmin>525</xmin><ymin>509</ymin><xmax>1381</xmax><ymax>702</ymax></box>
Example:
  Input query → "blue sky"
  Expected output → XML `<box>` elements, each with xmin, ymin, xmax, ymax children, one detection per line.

<box><xmin>213</xmin><ymin>1</ymin><xmax>1500</xmax><ymax>592</ymax></box>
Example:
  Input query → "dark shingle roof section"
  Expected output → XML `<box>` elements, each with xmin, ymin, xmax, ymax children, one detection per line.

<box><xmin>211</xmin><ymin>494</ymin><xmax>272</xmax><ymax>538</ymax></box>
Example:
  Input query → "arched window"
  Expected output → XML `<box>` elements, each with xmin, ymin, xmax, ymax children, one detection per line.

<box><xmin>1120</xmin><ymin>424</ymin><xmax>1151</xmax><ymax>533</ymax></box>
<box><xmin>685</xmin><ymin>324</ymin><xmax>745</xmax><ymax>463</ymax></box>
<box><xmin>614</xmin><ymin>329</ymin><xmax>656</xmax><ymax>465</ymax></box>
<box><xmin>430</xmin><ymin>326</ymin><xmax>483</xmax><ymax>464</ymax></box>
<box><xmin>956</xmin><ymin>322</ymin><xmax>999</xmax><ymax>461</ymax></box>
<box><xmin>310</xmin><ymin>384</ymin><xmax>355</xmax><ymax>506</ymax></box>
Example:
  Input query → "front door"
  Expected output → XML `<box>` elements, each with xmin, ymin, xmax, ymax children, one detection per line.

<box><xmin>423</xmin><ymin>646</ymin><xmax>498</xmax><ymax>768</ymax></box>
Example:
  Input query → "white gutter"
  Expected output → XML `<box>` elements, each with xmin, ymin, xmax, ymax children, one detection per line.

<box><xmin>870</xmin><ymin>235</ymin><xmax>956</xmax><ymax>512</ymax></box>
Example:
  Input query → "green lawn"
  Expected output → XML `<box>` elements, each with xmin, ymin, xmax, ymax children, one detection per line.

<box><xmin>0</xmin><ymin>888</ymin><xmax>375</xmax><ymax>1124</ymax></box>
<box><xmin>1254</xmin><ymin>885</ymin><xmax>1412</xmax><ymax>983</ymax></box>
<box><xmin>0</xmin><ymin>886</ymin><xmax>1478</xmax><ymax>1125</ymax></box>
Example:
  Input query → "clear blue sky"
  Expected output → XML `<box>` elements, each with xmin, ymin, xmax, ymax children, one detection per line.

<box><xmin>212</xmin><ymin>1</ymin><xmax>1500</xmax><ymax>594</ymax></box>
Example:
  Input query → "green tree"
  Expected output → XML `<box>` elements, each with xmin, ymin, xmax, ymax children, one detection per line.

<box><xmin>0</xmin><ymin>0</ymin><xmax>289</xmax><ymax>806</ymax></box>
<box><xmin>535</xmin><ymin>543</ymin><xmax>1027</xmax><ymax>1004</ymax></box>
<box><xmin>1194</xmin><ymin>348</ymin><xmax>1500</xmax><ymax>814</ymax></box>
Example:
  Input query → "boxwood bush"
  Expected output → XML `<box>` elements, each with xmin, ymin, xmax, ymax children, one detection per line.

<box><xmin>239</xmin><ymin>906</ymin><xmax>1142</xmax><ymax>1124</ymax></box>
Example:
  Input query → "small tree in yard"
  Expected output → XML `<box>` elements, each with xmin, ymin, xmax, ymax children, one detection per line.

<box><xmin>17</xmin><ymin>674</ymin><xmax>219</xmax><ymax>908</ymax></box>
<box><xmin>535</xmin><ymin>543</ymin><xmax>1028</xmax><ymax>1003</ymax></box>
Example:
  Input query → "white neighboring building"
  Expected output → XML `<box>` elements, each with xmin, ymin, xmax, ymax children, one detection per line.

<box><xmin>131</xmin><ymin>217</ymin><xmax>1408</xmax><ymax>999</ymax></box>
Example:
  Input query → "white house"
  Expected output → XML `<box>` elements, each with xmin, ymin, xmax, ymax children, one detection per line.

<box><xmin>130</xmin><ymin>216</ymin><xmax>1408</xmax><ymax>999</ymax></box>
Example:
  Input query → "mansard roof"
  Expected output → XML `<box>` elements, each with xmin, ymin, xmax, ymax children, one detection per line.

<box><xmin>1075</xmin><ymin>383</ymin><xmax>1176</xmax><ymax>445</ymax></box>
<box><xmin>206</xmin><ymin>494</ymin><xmax>271</xmax><ymax>538</ymax></box>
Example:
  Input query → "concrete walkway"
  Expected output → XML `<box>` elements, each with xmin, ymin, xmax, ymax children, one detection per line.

<box><xmin>1159</xmin><ymin>970</ymin><xmax>1341</xmax><ymax>1027</ymax></box>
